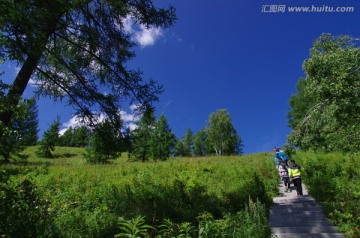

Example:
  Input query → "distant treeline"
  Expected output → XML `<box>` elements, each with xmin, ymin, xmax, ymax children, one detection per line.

<box><xmin>0</xmin><ymin>102</ymin><xmax>243</xmax><ymax>163</ymax></box>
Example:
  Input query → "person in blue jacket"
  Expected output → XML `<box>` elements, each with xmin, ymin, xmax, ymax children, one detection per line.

<box><xmin>278</xmin><ymin>148</ymin><xmax>288</xmax><ymax>166</ymax></box>
<box><xmin>274</xmin><ymin>147</ymin><xmax>282</xmax><ymax>169</ymax></box>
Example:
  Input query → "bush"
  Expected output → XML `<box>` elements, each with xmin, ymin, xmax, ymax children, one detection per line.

<box><xmin>0</xmin><ymin>177</ymin><xmax>51</xmax><ymax>237</ymax></box>
<box><xmin>295</xmin><ymin>151</ymin><xmax>360</xmax><ymax>238</ymax></box>
<box><xmin>115</xmin><ymin>199</ymin><xmax>272</xmax><ymax>237</ymax></box>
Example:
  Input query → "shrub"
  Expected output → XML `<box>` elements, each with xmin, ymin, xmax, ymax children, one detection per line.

<box><xmin>0</xmin><ymin>177</ymin><xmax>51</xmax><ymax>237</ymax></box>
<box><xmin>115</xmin><ymin>216</ymin><xmax>154</xmax><ymax>238</ymax></box>
<box><xmin>296</xmin><ymin>151</ymin><xmax>360</xmax><ymax>238</ymax></box>
<box><xmin>115</xmin><ymin>199</ymin><xmax>272</xmax><ymax>237</ymax></box>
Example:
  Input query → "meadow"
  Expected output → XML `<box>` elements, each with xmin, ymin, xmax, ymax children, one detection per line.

<box><xmin>3</xmin><ymin>148</ymin><xmax>359</xmax><ymax>237</ymax></box>
<box><xmin>0</xmin><ymin>147</ymin><xmax>279</xmax><ymax>237</ymax></box>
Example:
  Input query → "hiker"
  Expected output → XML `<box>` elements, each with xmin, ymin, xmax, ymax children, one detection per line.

<box><xmin>279</xmin><ymin>161</ymin><xmax>291</xmax><ymax>192</ymax></box>
<box><xmin>278</xmin><ymin>148</ymin><xmax>288</xmax><ymax>166</ymax></box>
<box><xmin>274</xmin><ymin>148</ymin><xmax>282</xmax><ymax>169</ymax></box>
<box><xmin>288</xmin><ymin>159</ymin><xmax>303</xmax><ymax>196</ymax></box>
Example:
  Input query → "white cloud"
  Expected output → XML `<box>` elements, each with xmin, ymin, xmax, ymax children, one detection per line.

<box><xmin>127</xmin><ymin>122</ymin><xmax>138</xmax><ymax>131</ymax></box>
<box><xmin>122</xmin><ymin>15</ymin><xmax>134</xmax><ymax>34</ymax></box>
<box><xmin>135</xmin><ymin>25</ymin><xmax>163</xmax><ymax>47</ymax></box>
<box><xmin>130</xmin><ymin>104</ymin><xmax>139</xmax><ymax>111</ymax></box>
<box><xmin>59</xmin><ymin>115</ymin><xmax>88</xmax><ymax>135</ymax></box>
<box><xmin>59</xmin><ymin>104</ymin><xmax>141</xmax><ymax>135</ymax></box>
<box><xmin>120</xmin><ymin>110</ymin><xmax>137</xmax><ymax>122</ymax></box>
<box><xmin>121</xmin><ymin>15</ymin><xmax>164</xmax><ymax>47</ymax></box>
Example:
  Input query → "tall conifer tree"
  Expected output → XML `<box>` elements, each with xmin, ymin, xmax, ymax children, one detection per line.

<box><xmin>0</xmin><ymin>97</ymin><xmax>39</xmax><ymax>162</ymax></box>
<box><xmin>183</xmin><ymin>128</ymin><xmax>193</xmax><ymax>157</ymax></box>
<box><xmin>37</xmin><ymin>117</ymin><xmax>60</xmax><ymax>158</ymax></box>
<box><xmin>150</xmin><ymin>114</ymin><xmax>175</xmax><ymax>161</ymax></box>
<box><xmin>129</xmin><ymin>107</ymin><xmax>156</xmax><ymax>162</ymax></box>
<box><xmin>19</xmin><ymin>97</ymin><xmax>39</xmax><ymax>146</ymax></box>
<box><xmin>85</xmin><ymin>119</ymin><xmax>121</xmax><ymax>164</ymax></box>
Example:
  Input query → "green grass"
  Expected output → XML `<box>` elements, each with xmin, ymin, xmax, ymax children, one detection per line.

<box><xmin>7</xmin><ymin>147</ymin><xmax>358</xmax><ymax>237</ymax></box>
<box><xmin>1</xmin><ymin>146</ymin><xmax>279</xmax><ymax>237</ymax></box>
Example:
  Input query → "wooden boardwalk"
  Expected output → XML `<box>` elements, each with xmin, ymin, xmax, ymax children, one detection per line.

<box><xmin>269</xmin><ymin>182</ymin><xmax>345</xmax><ymax>238</ymax></box>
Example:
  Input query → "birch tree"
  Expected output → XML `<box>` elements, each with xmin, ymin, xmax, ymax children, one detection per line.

<box><xmin>207</xmin><ymin>109</ymin><xmax>242</xmax><ymax>156</ymax></box>
<box><xmin>288</xmin><ymin>34</ymin><xmax>360</xmax><ymax>152</ymax></box>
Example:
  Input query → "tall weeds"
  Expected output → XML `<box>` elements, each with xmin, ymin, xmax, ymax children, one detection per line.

<box><xmin>0</xmin><ymin>148</ymin><xmax>278</xmax><ymax>237</ymax></box>
<box><xmin>294</xmin><ymin>151</ymin><xmax>360</xmax><ymax>238</ymax></box>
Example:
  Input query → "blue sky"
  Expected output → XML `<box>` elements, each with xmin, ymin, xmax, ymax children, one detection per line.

<box><xmin>2</xmin><ymin>0</ymin><xmax>360</xmax><ymax>154</ymax></box>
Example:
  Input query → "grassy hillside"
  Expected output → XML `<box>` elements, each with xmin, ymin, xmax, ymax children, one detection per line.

<box><xmin>3</xmin><ymin>147</ymin><xmax>359</xmax><ymax>237</ymax></box>
<box><xmin>1</xmin><ymin>147</ymin><xmax>279</xmax><ymax>237</ymax></box>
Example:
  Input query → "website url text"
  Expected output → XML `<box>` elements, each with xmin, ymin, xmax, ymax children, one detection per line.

<box><xmin>261</xmin><ymin>5</ymin><xmax>355</xmax><ymax>13</ymax></box>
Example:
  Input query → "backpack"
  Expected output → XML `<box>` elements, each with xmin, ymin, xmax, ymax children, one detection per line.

<box><xmin>279</xmin><ymin>167</ymin><xmax>289</xmax><ymax>178</ymax></box>
<box><xmin>282</xmin><ymin>154</ymin><xmax>288</xmax><ymax>162</ymax></box>
<box><xmin>275</xmin><ymin>153</ymin><xmax>282</xmax><ymax>165</ymax></box>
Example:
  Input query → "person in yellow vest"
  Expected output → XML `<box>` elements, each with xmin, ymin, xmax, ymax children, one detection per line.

<box><xmin>288</xmin><ymin>159</ymin><xmax>303</xmax><ymax>196</ymax></box>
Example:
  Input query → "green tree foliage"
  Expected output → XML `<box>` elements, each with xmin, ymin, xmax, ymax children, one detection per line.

<box><xmin>59</xmin><ymin>127</ymin><xmax>74</xmax><ymax>147</ymax></box>
<box><xmin>129</xmin><ymin>109</ymin><xmax>175</xmax><ymax>161</ymax></box>
<box><xmin>85</xmin><ymin>119</ymin><xmax>122</xmax><ymax>164</ymax></box>
<box><xmin>174</xmin><ymin>139</ymin><xmax>186</xmax><ymax>157</ymax></box>
<box><xmin>73</xmin><ymin>126</ymin><xmax>90</xmax><ymax>147</ymax></box>
<box><xmin>128</xmin><ymin>108</ymin><xmax>156</xmax><ymax>162</ymax></box>
<box><xmin>174</xmin><ymin>129</ymin><xmax>193</xmax><ymax>157</ymax></box>
<box><xmin>121</xmin><ymin>126</ymin><xmax>132</xmax><ymax>152</ymax></box>
<box><xmin>183</xmin><ymin>128</ymin><xmax>193</xmax><ymax>157</ymax></box>
<box><xmin>149</xmin><ymin>114</ymin><xmax>175</xmax><ymax>161</ymax></box>
<box><xmin>0</xmin><ymin>61</ymin><xmax>19</xmax><ymax>163</ymax></box>
<box><xmin>18</xmin><ymin>97</ymin><xmax>39</xmax><ymax>146</ymax></box>
<box><xmin>288</xmin><ymin>78</ymin><xmax>317</xmax><ymax>129</ymax></box>
<box><xmin>0</xmin><ymin>97</ymin><xmax>38</xmax><ymax>162</ymax></box>
<box><xmin>0</xmin><ymin>0</ymin><xmax>176</xmax><ymax>129</ymax></box>
<box><xmin>288</xmin><ymin>34</ymin><xmax>360</xmax><ymax>152</ymax></box>
<box><xmin>207</xmin><ymin>109</ymin><xmax>243</xmax><ymax>156</ymax></box>
<box><xmin>59</xmin><ymin>126</ymin><xmax>90</xmax><ymax>147</ymax></box>
<box><xmin>0</xmin><ymin>111</ymin><xmax>25</xmax><ymax>162</ymax></box>
<box><xmin>37</xmin><ymin>117</ymin><xmax>60</xmax><ymax>158</ymax></box>
<box><xmin>193</xmin><ymin>129</ymin><xmax>209</xmax><ymax>156</ymax></box>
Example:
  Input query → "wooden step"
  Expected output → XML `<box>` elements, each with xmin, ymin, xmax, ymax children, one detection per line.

<box><xmin>269</xmin><ymin>182</ymin><xmax>345</xmax><ymax>238</ymax></box>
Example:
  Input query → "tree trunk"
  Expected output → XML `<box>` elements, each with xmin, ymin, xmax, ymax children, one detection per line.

<box><xmin>214</xmin><ymin>148</ymin><xmax>219</xmax><ymax>156</ymax></box>
<box><xmin>0</xmin><ymin>53</ymin><xmax>43</xmax><ymax>126</ymax></box>
<box><xmin>0</xmin><ymin>17</ymin><xmax>60</xmax><ymax>127</ymax></box>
